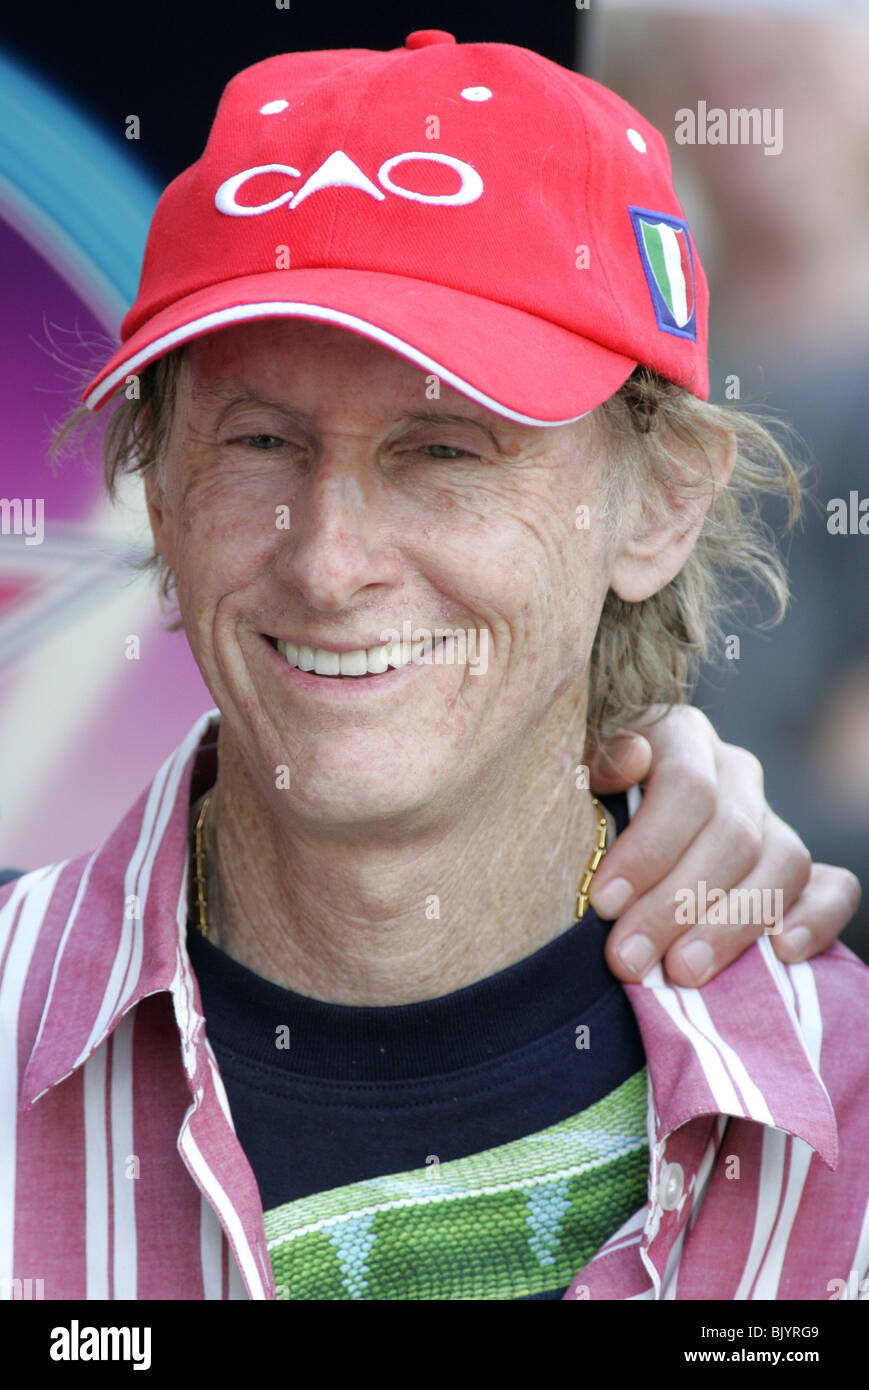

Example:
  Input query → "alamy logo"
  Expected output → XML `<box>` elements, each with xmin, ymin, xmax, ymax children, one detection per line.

<box><xmin>0</xmin><ymin>497</ymin><xmax>44</xmax><ymax>546</ymax></box>
<box><xmin>674</xmin><ymin>881</ymin><xmax>784</xmax><ymax>934</ymax></box>
<box><xmin>50</xmin><ymin>1320</ymin><xmax>151</xmax><ymax>1371</ymax></box>
<box><xmin>675</xmin><ymin>102</ymin><xmax>783</xmax><ymax>157</ymax></box>
<box><xmin>215</xmin><ymin>148</ymin><xmax>484</xmax><ymax>216</ymax></box>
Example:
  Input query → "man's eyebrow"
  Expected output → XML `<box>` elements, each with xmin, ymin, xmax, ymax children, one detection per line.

<box><xmin>196</xmin><ymin>386</ymin><xmax>333</xmax><ymax>446</ymax></box>
<box><xmin>391</xmin><ymin>410</ymin><xmax>513</xmax><ymax>449</ymax></box>
<box><xmin>196</xmin><ymin>384</ymin><xmax>316</xmax><ymax>430</ymax></box>
<box><xmin>195</xmin><ymin>387</ymin><xmax>517</xmax><ymax>447</ymax></box>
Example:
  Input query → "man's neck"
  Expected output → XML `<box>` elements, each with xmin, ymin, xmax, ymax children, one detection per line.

<box><xmin>191</xmin><ymin>710</ymin><xmax>613</xmax><ymax>1006</ymax></box>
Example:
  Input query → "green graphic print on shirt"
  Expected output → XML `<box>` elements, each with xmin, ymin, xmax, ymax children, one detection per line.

<box><xmin>264</xmin><ymin>1066</ymin><xmax>650</xmax><ymax>1300</ymax></box>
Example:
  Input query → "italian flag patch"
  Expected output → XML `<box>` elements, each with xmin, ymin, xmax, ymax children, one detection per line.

<box><xmin>628</xmin><ymin>206</ymin><xmax>697</xmax><ymax>340</ymax></box>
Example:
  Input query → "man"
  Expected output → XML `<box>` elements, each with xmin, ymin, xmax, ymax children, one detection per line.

<box><xmin>2</xmin><ymin>32</ymin><xmax>865</xmax><ymax>1301</ymax></box>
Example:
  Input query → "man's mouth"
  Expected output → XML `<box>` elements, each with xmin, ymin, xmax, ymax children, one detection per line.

<box><xmin>263</xmin><ymin>634</ymin><xmax>444</xmax><ymax>677</ymax></box>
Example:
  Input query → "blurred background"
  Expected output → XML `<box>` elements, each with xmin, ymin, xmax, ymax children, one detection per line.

<box><xmin>0</xmin><ymin>0</ymin><xmax>867</xmax><ymax>959</ymax></box>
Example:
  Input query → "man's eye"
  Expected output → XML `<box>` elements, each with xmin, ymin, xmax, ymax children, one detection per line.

<box><xmin>419</xmin><ymin>444</ymin><xmax>477</xmax><ymax>460</ymax></box>
<box><xmin>234</xmin><ymin>434</ymin><xmax>287</xmax><ymax>450</ymax></box>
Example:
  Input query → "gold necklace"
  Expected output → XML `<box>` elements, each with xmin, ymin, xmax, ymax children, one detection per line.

<box><xmin>575</xmin><ymin>797</ymin><xmax>609</xmax><ymax>921</ymax></box>
<box><xmin>192</xmin><ymin>793</ymin><xmax>608</xmax><ymax>941</ymax></box>
<box><xmin>193</xmin><ymin>794</ymin><xmax>212</xmax><ymax>941</ymax></box>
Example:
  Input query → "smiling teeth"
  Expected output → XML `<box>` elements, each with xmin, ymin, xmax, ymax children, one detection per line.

<box><xmin>277</xmin><ymin>638</ymin><xmax>432</xmax><ymax>676</ymax></box>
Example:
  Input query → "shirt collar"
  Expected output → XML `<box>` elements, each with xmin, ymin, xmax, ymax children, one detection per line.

<box><xmin>19</xmin><ymin>711</ymin><xmax>838</xmax><ymax>1168</ymax></box>
<box><xmin>626</xmin><ymin>939</ymin><xmax>838</xmax><ymax>1166</ymax></box>
<box><xmin>20</xmin><ymin>709</ymin><xmax>219</xmax><ymax>1112</ymax></box>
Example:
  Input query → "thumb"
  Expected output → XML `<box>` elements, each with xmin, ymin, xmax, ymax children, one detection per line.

<box><xmin>585</xmin><ymin>730</ymin><xmax>653</xmax><ymax>792</ymax></box>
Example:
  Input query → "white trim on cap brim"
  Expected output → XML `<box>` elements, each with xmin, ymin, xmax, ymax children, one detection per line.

<box><xmin>84</xmin><ymin>301</ymin><xmax>592</xmax><ymax>426</ymax></box>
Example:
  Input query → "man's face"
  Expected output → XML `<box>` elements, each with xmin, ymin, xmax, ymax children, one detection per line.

<box><xmin>147</xmin><ymin>319</ymin><xmax>620</xmax><ymax>827</ymax></box>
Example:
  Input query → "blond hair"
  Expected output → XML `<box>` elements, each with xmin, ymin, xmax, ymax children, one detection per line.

<box><xmin>51</xmin><ymin>350</ymin><xmax>805</xmax><ymax>746</ymax></box>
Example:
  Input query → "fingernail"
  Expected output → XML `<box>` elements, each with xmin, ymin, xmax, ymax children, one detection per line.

<box><xmin>677</xmin><ymin>939</ymin><xmax>715</xmax><ymax>983</ymax></box>
<box><xmin>617</xmin><ymin>933</ymin><xmax>656</xmax><ymax>976</ymax></box>
<box><xmin>779</xmin><ymin>926</ymin><xmax>811</xmax><ymax>961</ymax></box>
<box><xmin>591</xmin><ymin>876</ymin><xmax>633</xmax><ymax>918</ymax></box>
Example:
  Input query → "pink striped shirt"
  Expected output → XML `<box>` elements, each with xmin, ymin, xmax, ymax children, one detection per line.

<box><xmin>2</xmin><ymin>710</ymin><xmax>867</xmax><ymax>1301</ymax></box>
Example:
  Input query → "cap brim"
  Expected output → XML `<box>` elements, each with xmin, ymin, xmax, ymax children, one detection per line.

<box><xmin>83</xmin><ymin>268</ymin><xmax>637</xmax><ymax>424</ymax></box>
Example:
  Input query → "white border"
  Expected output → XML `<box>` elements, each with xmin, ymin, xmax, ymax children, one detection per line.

<box><xmin>84</xmin><ymin>302</ymin><xmax>595</xmax><ymax>427</ymax></box>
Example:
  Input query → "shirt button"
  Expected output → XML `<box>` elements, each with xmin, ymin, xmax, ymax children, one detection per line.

<box><xmin>405</xmin><ymin>30</ymin><xmax>457</xmax><ymax>48</ymax></box>
<box><xmin>658</xmin><ymin>1162</ymin><xmax>685</xmax><ymax>1212</ymax></box>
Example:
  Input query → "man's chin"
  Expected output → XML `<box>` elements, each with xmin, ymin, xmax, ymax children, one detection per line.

<box><xmin>272</xmin><ymin>783</ymin><xmax>444</xmax><ymax>835</ymax></box>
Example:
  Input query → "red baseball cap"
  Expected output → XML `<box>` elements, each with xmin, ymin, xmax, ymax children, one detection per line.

<box><xmin>82</xmin><ymin>30</ymin><xmax>709</xmax><ymax>423</ymax></box>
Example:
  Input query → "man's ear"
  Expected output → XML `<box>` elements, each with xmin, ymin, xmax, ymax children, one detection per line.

<box><xmin>144</xmin><ymin>465</ymin><xmax>175</xmax><ymax>573</ymax></box>
<box><xmin>609</xmin><ymin>429</ymin><xmax>736</xmax><ymax>603</ymax></box>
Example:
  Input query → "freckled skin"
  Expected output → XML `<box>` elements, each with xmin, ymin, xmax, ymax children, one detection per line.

<box><xmin>145</xmin><ymin>319</ymin><xmax>729</xmax><ymax>1004</ymax></box>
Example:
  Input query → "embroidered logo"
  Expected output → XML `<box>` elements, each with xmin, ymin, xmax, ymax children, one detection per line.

<box><xmin>215</xmin><ymin>149</ymin><xmax>484</xmax><ymax>216</ymax></box>
<box><xmin>628</xmin><ymin>206</ymin><xmax>697</xmax><ymax>341</ymax></box>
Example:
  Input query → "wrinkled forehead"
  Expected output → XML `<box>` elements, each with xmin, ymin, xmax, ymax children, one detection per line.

<box><xmin>173</xmin><ymin>319</ymin><xmax>596</xmax><ymax>450</ymax></box>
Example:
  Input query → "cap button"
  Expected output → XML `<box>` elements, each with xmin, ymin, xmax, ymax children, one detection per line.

<box><xmin>405</xmin><ymin>30</ymin><xmax>457</xmax><ymax>49</ymax></box>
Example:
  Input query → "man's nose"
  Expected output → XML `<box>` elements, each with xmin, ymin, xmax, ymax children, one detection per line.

<box><xmin>274</xmin><ymin>458</ymin><xmax>401</xmax><ymax>610</ymax></box>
